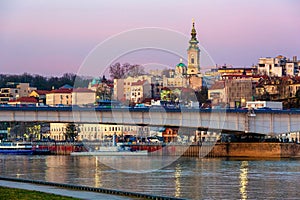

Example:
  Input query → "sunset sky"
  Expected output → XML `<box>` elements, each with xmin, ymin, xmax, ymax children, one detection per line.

<box><xmin>0</xmin><ymin>0</ymin><xmax>299</xmax><ymax>76</ymax></box>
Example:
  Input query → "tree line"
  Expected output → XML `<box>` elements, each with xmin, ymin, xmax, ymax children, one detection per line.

<box><xmin>0</xmin><ymin>73</ymin><xmax>92</xmax><ymax>90</ymax></box>
<box><xmin>0</xmin><ymin>63</ymin><xmax>145</xmax><ymax>90</ymax></box>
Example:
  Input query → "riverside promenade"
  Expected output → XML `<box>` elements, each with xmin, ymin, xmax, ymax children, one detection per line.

<box><xmin>0</xmin><ymin>180</ymin><xmax>133</xmax><ymax>200</ymax></box>
<box><xmin>0</xmin><ymin>177</ymin><xmax>184</xmax><ymax>200</ymax></box>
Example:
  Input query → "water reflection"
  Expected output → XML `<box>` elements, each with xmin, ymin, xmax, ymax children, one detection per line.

<box><xmin>0</xmin><ymin>155</ymin><xmax>299</xmax><ymax>199</ymax></box>
<box><xmin>95</xmin><ymin>155</ymin><xmax>180</xmax><ymax>173</ymax></box>
<box><xmin>95</xmin><ymin>157</ymin><xmax>101</xmax><ymax>188</ymax></box>
<box><xmin>239</xmin><ymin>161</ymin><xmax>249</xmax><ymax>200</ymax></box>
<box><xmin>174</xmin><ymin>163</ymin><xmax>181</xmax><ymax>197</ymax></box>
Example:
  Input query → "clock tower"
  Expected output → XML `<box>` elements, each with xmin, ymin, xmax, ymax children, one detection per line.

<box><xmin>187</xmin><ymin>19</ymin><xmax>200</xmax><ymax>75</ymax></box>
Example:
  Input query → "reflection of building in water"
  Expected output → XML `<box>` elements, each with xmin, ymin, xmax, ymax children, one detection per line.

<box><xmin>45</xmin><ymin>156</ymin><xmax>68</xmax><ymax>183</ymax></box>
<box><xmin>239</xmin><ymin>161</ymin><xmax>249</xmax><ymax>200</ymax></box>
<box><xmin>49</xmin><ymin>123</ymin><xmax>149</xmax><ymax>141</ymax></box>
<box><xmin>174</xmin><ymin>163</ymin><xmax>182</xmax><ymax>197</ymax></box>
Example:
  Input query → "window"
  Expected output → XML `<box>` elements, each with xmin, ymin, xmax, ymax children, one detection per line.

<box><xmin>191</xmin><ymin>58</ymin><xmax>194</xmax><ymax>64</ymax></box>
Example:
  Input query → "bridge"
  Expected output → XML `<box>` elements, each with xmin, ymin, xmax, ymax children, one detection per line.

<box><xmin>1</xmin><ymin>106</ymin><xmax>300</xmax><ymax>135</ymax></box>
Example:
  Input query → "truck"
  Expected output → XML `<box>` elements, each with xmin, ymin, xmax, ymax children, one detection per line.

<box><xmin>246</xmin><ymin>101</ymin><xmax>283</xmax><ymax>110</ymax></box>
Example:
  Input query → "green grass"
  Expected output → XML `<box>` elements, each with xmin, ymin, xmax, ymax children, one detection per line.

<box><xmin>0</xmin><ymin>186</ymin><xmax>80</xmax><ymax>200</ymax></box>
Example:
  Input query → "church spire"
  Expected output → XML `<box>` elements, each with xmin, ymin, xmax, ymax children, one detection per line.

<box><xmin>191</xmin><ymin>18</ymin><xmax>197</xmax><ymax>40</ymax></box>
<box><xmin>187</xmin><ymin>19</ymin><xmax>200</xmax><ymax>75</ymax></box>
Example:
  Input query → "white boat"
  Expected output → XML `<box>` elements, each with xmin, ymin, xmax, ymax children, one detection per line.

<box><xmin>70</xmin><ymin>146</ymin><xmax>148</xmax><ymax>156</ymax></box>
<box><xmin>0</xmin><ymin>142</ymin><xmax>34</xmax><ymax>155</ymax></box>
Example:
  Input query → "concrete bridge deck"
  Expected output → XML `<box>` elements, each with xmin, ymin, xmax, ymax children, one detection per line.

<box><xmin>1</xmin><ymin>106</ymin><xmax>300</xmax><ymax>135</ymax></box>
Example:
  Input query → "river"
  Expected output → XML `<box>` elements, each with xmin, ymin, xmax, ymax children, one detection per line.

<box><xmin>0</xmin><ymin>155</ymin><xmax>299</xmax><ymax>199</ymax></box>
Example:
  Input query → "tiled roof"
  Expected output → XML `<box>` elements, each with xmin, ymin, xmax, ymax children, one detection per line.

<box><xmin>49</xmin><ymin>89</ymin><xmax>72</xmax><ymax>94</ymax></box>
<box><xmin>131</xmin><ymin>80</ymin><xmax>147</xmax><ymax>86</ymax></box>
<box><xmin>9</xmin><ymin>97</ymin><xmax>38</xmax><ymax>103</ymax></box>
<box><xmin>72</xmin><ymin>88</ymin><xmax>95</xmax><ymax>93</ymax></box>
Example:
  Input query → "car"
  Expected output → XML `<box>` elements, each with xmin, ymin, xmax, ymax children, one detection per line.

<box><xmin>147</xmin><ymin>136</ymin><xmax>163</xmax><ymax>143</ymax></box>
<box><xmin>257</xmin><ymin>107</ymin><xmax>272</xmax><ymax>110</ymax></box>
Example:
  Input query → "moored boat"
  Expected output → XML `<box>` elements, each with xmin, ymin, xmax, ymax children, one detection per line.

<box><xmin>0</xmin><ymin>142</ymin><xmax>34</xmax><ymax>155</ymax></box>
<box><xmin>70</xmin><ymin>145</ymin><xmax>148</xmax><ymax>156</ymax></box>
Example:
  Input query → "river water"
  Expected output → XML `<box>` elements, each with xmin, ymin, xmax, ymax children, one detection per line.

<box><xmin>0</xmin><ymin>155</ymin><xmax>299</xmax><ymax>199</ymax></box>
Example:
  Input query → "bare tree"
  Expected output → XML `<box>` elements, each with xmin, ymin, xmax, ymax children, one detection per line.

<box><xmin>109</xmin><ymin>63</ymin><xmax>146</xmax><ymax>79</ymax></box>
<box><xmin>109</xmin><ymin>63</ymin><xmax>125</xmax><ymax>79</ymax></box>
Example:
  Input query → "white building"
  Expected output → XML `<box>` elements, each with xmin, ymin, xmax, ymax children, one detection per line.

<box><xmin>257</xmin><ymin>55</ymin><xmax>299</xmax><ymax>77</ymax></box>
<box><xmin>0</xmin><ymin>83</ymin><xmax>36</xmax><ymax>104</ymax></box>
<box><xmin>46</xmin><ymin>88</ymin><xmax>72</xmax><ymax>106</ymax></box>
<box><xmin>113</xmin><ymin>75</ymin><xmax>154</xmax><ymax>101</ymax></box>
<box><xmin>130</xmin><ymin>80</ymin><xmax>151</xmax><ymax>103</ymax></box>
<box><xmin>49</xmin><ymin>123</ymin><xmax>150</xmax><ymax>141</ymax></box>
<box><xmin>72</xmin><ymin>88</ymin><xmax>96</xmax><ymax>106</ymax></box>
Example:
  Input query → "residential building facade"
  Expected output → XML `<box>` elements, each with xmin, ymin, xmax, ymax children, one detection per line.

<box><xmin>46</xmin><ymin>88</ymin><xmax>72</xmax><ymax>106</ymax></box>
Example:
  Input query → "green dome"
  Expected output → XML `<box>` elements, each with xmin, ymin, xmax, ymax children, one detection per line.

<box><xmin>176</xmin><ymin>62</ymin><xmax>186</xmax><ymax>67</ymax></box>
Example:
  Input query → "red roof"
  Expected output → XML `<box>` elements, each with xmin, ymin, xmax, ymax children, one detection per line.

<box><xmin>131</xmin><ymin>80</ymin><xmax>147</xmax><ymax>86</ymax></box>
<box><xmin>9</xmin><ymin>97</ymin><xmax>38</xmax><ymax>103</ymax></box>
<box><xmin>49</xmin><ymin>88</ymin><xmax>72</xmax><ymax>94</ymax></box>
<box><xmin>72</xmin><ymin>88</ymin><xmax>94</xmax><ymax>93</ymax></box>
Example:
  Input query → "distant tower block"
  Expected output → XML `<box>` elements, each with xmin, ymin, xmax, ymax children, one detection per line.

<box><xmin>187</xmin><ymin>19</ymin><xmax>200</xmax><ymax>75</ymax></box>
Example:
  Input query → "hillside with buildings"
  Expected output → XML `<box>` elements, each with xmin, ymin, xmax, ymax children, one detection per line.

<box><xmin>0</xmin><ymin>21</ymin><xmax>300</xmax><ymax>143</ymax></box>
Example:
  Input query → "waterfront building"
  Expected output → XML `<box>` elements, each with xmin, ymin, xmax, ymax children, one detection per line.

<box><xmin>0</xmin><ymin>82</ymin><xmax>36</xmax><ymax>104</ymax></box>
<box><xmin>88</xmin><ymin>77</ymin><xmax>113</xmax><ymax>101</ymax></box>
<box><xmin>162</xmin><ymin>127</ymin><xmax>178</xmax><ymax>143</ymax></box>
<box><xmin>225</xmin><ymin>79</ymin><xmax>255</xmax><ymax>108</ymax></box>
<box><xmin>17</xmin><ymin>83</ymin><xmax>37</xmax><ymax>98</ymax></box>
<box><xmin>130</xmin><ymin>80</ymin><xmax>151</xmax><ymax>103</ymax></box>
<box><xmin>46</xmin><ymin>88</ymin><xmax>72</xmax><ymax>106</ymax></box>
<box><xmin>0</xmin><ymin>87</ymin><xmax>18</xmax><ymax>104</ymax></box>
<box><xmin>113</xmin><ymin>75</ymin><xmax>154</xmax><ymax>101</ymax></box>
<box><xmin>255</xmin><ymin>76</ymin><xmax>300</xmax><ymax>106</ymax></box>
<box><xmin>208</xmin><ymin>81</ymin><xmax>225</xmax><ymax>106</ymax></box>
<box><xmin>257</xmin><ymin>55</ymin><xmax>299</xmax><ymax>77</ymax></box>
<box><xmin>218</xmin><ymin>66</ymin><xmax>257</xmax><ymax>78</ymax></box>
<box><xmin>72</xmin><ymin>88</ymin><xmax>96</xmax><ymax>106</ymax></box>
<box><xmin>208</xmin><ymin>79</ymin><xmax>255</xmax><ymax>108</ymax></box>
<box><xmin>49</xmin><ymin>123</ymin><xmax>150</xmax><ymax>142</ymax></box>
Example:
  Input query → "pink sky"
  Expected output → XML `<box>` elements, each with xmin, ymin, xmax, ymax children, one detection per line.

<box><xmin>0</xmin><ymin>0</ymin><xmax>299</xmax><ymax>76</ymax></box>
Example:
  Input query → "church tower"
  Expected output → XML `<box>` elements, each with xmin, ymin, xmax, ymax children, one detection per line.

<box><xmin>187</xmin><ymin>19</ymin><xmax>200</xmax><ymax>75</ymax></box>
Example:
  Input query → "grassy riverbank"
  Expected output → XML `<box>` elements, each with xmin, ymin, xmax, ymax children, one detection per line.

<box><xmin>0</xmin><ymin>186</ymin><xmax>80</xmax><ymax>200</ymax></box>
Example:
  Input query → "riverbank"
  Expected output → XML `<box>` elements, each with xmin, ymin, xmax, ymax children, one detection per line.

<box><xmin>0</xmin><ymin>186</ymin><xmax>79</xmax><ymax>200</ymax></box>
<box><xmin>184</xmin><ymin>142</ymin><xmax>300</xmax><ymax>158</ymax></box>
<box><xmin>0</xmin><ymin>177</ymin><xmax>182</xmax><ymax>200</ymax></box>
